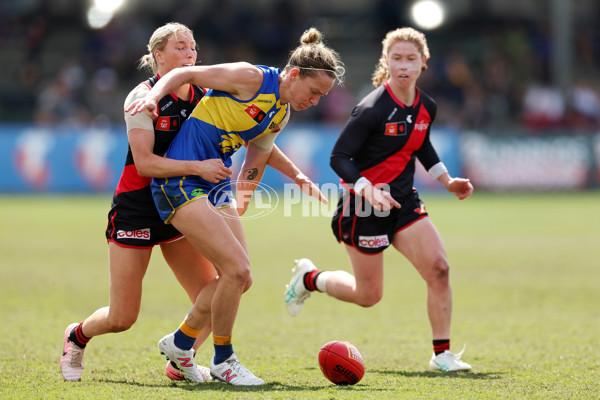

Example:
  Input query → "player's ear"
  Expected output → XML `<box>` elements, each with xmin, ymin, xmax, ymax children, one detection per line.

<box><xmin>154</xmin><ymin>50</ymin><xmax>163</xmax><ymax>64</ymax></box>
<box><xmin>421</xmin><ymin>55</ymin><xmax>428</xmax><ymax>71</ymax></box>
<box><xmin>290</xmin><ymin>67</ymin><xmax>300</xmax><ymax>80</ymax></box>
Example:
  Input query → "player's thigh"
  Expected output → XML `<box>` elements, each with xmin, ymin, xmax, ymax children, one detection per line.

<box><xmin>345</xmin><ymin>244</ymin><xmax>385</xmax><ymax>293</ymax></box>
<box><xmin>392</xmin><ymin>217</ymin><xmax>447</xmax><ymax>277</ymax></box>
<box><xmin>170</xmin><ymin>198</ymin><xmax>248</xmax><ymax>275</ymax></box>
<box><xmin>217</xmin><ymin>205</ymin><xmax>248</xmax><ymax>254</ymax></box>
<box><xmin>160</xmin><ymin>238</ymin><xmax>218</xmax><ymax>303</ymax></box>
<box><xmin>107</xmin><ymin>242</ymin><xmax>152</xmax><ymax>315</ymax></box>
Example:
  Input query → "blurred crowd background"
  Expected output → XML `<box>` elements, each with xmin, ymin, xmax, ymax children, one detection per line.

<box><xmin>2</xmin><ymin>0</ymin><xmax>600</xmax><ymax>135</ymax></box>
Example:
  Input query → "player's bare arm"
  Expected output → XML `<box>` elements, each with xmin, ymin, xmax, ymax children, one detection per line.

<box><xmin>437</xmin><ymin>172</ymin><xmax>474</xmax><ymax>200</ymax></box>
<box><xmin>235</xmin><ymin>141</ymin><xmax>271</xmax><ymax>216</ymax></box>
<box><xmin>125</xmin><ymin>63</ymin><xmax>264</xmax><ymax>118</ymax></box>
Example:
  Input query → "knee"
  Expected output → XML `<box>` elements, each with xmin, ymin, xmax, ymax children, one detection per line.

<box><xmin>242</xmin><ymin>275</ymin><xmax>253</xmax><ymax>293</ymax></box>
<box><xmin>237</xmin><ymin>263</ymin><xmax>252</xmax><ymax>286</ymax></box>
<box><xmin>106</xmin><ymin>315</ymin><xmax>137</xmax><ymax>333</ymax></box>
<box><xmin>427</xmin><ymin>258</ymin><xmax>450</xmax><ymax>285</ymax></box>
<box><xmin>227</xmin><ymin>260</ymin><xmax>253</xmax><ymax>290</ymax></box>
<box><xmin>355</xmin><ymin>289</ymin><xmax>383</xmax><ymax>308</ymax></box>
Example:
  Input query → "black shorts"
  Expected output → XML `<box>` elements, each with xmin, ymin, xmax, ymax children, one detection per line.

<box><xmin>331</xmin><ymin>188</ymin><xmax>428</xmax><ymax>254</ymax></box>
<box><xmin>105</xmin><ymin>206</ymin><xmax>183</xmax><ymax>249</ymax></box>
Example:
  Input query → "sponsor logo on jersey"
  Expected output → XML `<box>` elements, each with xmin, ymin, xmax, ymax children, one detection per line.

<box><xmin>387</xmin><ymin>107</ymin><xmax>398</xmax><ymax>120</ymax></box>
<box><xmin>358</xmin><ymin>235</ymin><xmax>389</xmax><ymax>248</ymax></box>
<box><xmin>406</xmin><ymin>115</ymin><xmax>413</xmax><ymax>123</ymax></box>
<box><xmin>385</xmin><ymin>123</ymin><xmax>397</xmax><ymax>135</ymax></box>
<box><xmin>384</xmin><ymin>122</ymin><xmax>407</xmax><ymax>136</ymax></box>
<box><xmin>160</xmin><ymin>101</ymin><xmax>173</xmax><ymax>111</ymax></box>
<box><xmin>414</xmin><ymin>120</ymin><xmax>429</xmax><ymax>132</ymax></box>
<box><xmin>156</xmin><ymin>117</ymin><xmax>168</xmax><ymax>130</ymax></box>
<box><xmin>117</xmin><ymin>228</ymin><xmax>151</xmax><ymax>240</ymax></box>
<box><xmin>245</xmin><ymin>104</ymin><xmax>267</xmax><ymax>124</ymax></box>
<box><xmin>156</xmin><ymin>116</ymin><xmax>180</xmax><ymax>131</ymax></box>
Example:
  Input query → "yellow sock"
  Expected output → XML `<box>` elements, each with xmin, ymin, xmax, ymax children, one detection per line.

<box><xmin>213</xmin><ymin>335</ymin><xmax>233</xmax><ymax>364</ymax></box>
<box><xmin>179</xmin><ymin>321</ymin><xmax>201</xmax><ymax>338</ymax></box>
<box><xmin>213</xmin><ymin>335</ymin><xmax>232</xmax><ymax>346</ymax></box>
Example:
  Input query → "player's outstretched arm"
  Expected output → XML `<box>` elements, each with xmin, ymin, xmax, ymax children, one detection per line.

<box><xmin>437</xmin><ymin>172</ymin><xmax>474</xmax><ymax>200</ymax></box>
<box><xmin>235</xmin><ymin>141</ymin><xmax>271</xmax><ymax>216</ymax></box>
<box><xmin>125</xmin><ymin>62</ymin><xmax>263</xmax><ymax>118</ymax></box>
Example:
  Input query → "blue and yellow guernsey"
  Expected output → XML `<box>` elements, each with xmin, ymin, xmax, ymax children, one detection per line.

<box><xmin>151</xmin><ymin>65</ymin><xmax>289</xmax><ymax>222</ymax></box>
<box><xmin>165</xmin><ymin>65</ymin><xmax>288</xmax><ymax>165</ymax></box>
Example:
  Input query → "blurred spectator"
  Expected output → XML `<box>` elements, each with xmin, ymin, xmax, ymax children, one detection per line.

<box><xmin>567</xmin><ymin>78</ymin><xmax>600</xmax><ymax>128</ymax></box>
<box><xmin>461</xmin><ymin>82</ymin><xmax>488</xmax><ymax>129</ymax></box>
<box><xmin>1</xmin><ymin>1</ymin><xmax>600</xmax><ymax>133</ymax></box>
<box><xmin>0</xmin><ymin>63</ymin><xmax>40</xmax><ymax>122</ymax></box>
<box><xmin>89</xmin><ymin>67</ymin><xmax>122</xmax><ymax>126</ymax></box>
<box><xmin>522</xmin><ymin>82</ymin><xmax>566</xmax><ymax>131</ymax></box>
<box><xmin>482</xmin><ymin>54</ymin><xmax>513</xmax><ymax>126</ymax></box>
<box><xmin>25</xmin><ymin>15</ymin><xmax>47</xmax><ymax>62</ymax></box>
<box><xmin>34</xmin><ymin>60</ymin><xmax>92</xmax><ymax>126</ymax></box>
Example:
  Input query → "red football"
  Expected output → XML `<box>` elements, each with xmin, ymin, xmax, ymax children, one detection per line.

<box><xmin>318</xmin><ymin>341</ymin><xmax>365</xmax><ymax>385</ymax></box>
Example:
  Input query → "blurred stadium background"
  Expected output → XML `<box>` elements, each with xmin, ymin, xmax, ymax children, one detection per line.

<box><xmin>1</xmin><ymin>0</ymin><xmax>599</xmax><ymax>193</ymax></box>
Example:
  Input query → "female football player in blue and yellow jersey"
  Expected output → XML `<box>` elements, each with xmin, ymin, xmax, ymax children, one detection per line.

<box><xmin>127</xmin><ymin>27</ymin><xmax>345</xmax><ymax>385</ymax></box>
<box><xmin>284</xmin><ymin>27</ymin><xmax>475</xmax><ymax>373</ymax></box>
<box><xmin>60</xmin><ymin>23</ymin><xmax>330</xmax><ymax>384</ymax></box>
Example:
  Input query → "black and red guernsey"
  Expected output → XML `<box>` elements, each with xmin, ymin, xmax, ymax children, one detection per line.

<box><xmin>330</xmin><ymin>82</ymin><xmax>441</xmax><ymax>199</ymax></box>
<box><xmin>110</xmin><ymin>77</ymin><xmax>205</xmax><ymax>226</ymax></box>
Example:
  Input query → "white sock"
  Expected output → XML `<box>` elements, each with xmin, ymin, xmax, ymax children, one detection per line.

<box><xmin>315</xmin><ymin>271</ymin><xmax>330</xmax><ymax>293</ymax></box>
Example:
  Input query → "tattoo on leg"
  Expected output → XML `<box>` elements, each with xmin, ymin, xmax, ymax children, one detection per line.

<box><xmin>244</xmin><ymin>168</ymin><xmax>258</xmax><ymax>180</ymax></box>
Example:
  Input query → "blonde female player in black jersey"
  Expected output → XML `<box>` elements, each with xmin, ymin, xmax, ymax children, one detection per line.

<box><xmin>285</xmin><ymin>27</ymin><xmax>474</xmax><ymax>372</ymax></box>
<box><xmin>60</xmin><ymin>22</ymin><xmax>327</xmax><ymax>383</ymax></box>
<box><xmin>127</xmin><ymin>27</ymin><xmax>344</xmax><ymax>385</ymax></box>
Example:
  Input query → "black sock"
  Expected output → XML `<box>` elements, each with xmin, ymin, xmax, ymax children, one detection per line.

<box><xmin>433</xmin><ymin>339</ymin><xmax>450</xmax><ymax>355</ymax></box>
<box><xmin>69</xmin><ymin>323</ymin><xmax>91</xmax><ymax>348</ymax></box>
<box><xmin>304</xmin><ymin>270</ymin><xmax>321</xmax><ymax>292</ymax></box>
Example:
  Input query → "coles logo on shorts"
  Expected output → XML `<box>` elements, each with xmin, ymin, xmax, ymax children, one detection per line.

<box><xmin>117</xmin><ymin>228</ymin><xmax>151</xmax><ymax>240</ymax></box>
<box><xmin>358</xmin><ymin>235</ymin><xmax>389</xmax><ymax>248</ymax></box>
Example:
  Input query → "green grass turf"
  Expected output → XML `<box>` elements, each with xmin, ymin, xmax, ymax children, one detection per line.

<box><xmin>0</xmin><ymin>191</ymin><xmax>598</xmax><ymax>399</ymax></box>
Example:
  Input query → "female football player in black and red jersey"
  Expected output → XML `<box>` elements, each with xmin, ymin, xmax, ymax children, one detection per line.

<box><xmin>60</xmin><ymin>22</ymin><xmax>326</xmax><ymax>383</ymax></box>
<box><xmin>285</xmin><ymin>27</ymin><xmax>474</xmax><ymax>372</ymax></box>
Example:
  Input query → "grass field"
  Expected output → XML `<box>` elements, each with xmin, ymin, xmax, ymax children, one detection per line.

<box><xmin>0</xmin><ymin>191</ymin><xmax>599</xmax><ymax>399</ymax></box>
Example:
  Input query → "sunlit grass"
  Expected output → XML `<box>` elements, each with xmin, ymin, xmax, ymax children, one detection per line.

<box><xmin>0</xmin><ymin>191</ymin><xmax>598</xmax><ymax>399</ymax></box>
